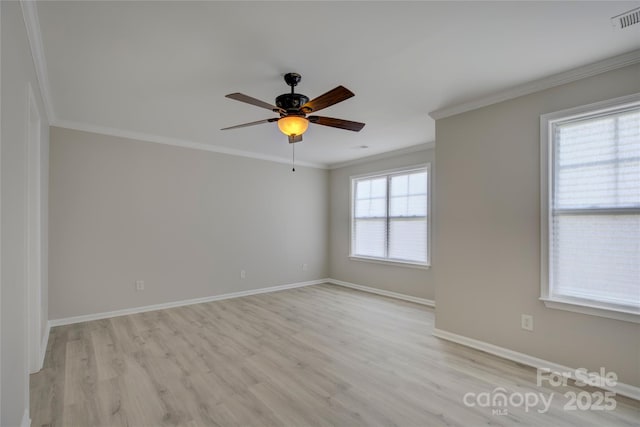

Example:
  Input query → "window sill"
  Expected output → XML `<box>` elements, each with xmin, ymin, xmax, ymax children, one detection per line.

<box><xmin>349</xmin><ymin>256</ymin><xmax>430</xmax><ymax>270</ymax></box>
<box><xmin>540</xmin><ymin>297</ymin><xmax>640</xmax><ymax>324</ymax></box>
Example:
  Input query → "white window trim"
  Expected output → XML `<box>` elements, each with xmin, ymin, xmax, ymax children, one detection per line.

<box><xmin>349</xmin><ymin>163</ymin><xmax>431</xmax><ymax>268</ymax></box>
<box><xmin>540</xmin><ymin>92</ymin><xmax>640</xmax><ymax>324</ymax></box>
<box><xmin>348</xmin><ymin>255</ymin><xmax>431</xmax><ymax>270</ymax></box>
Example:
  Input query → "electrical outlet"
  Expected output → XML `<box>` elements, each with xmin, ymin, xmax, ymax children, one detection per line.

<box><xmin>135</xmin><ymin>280</ymin><xmax>145</xmax><ymax>291</ymax></box>
<box><xmin>302</xmin><ymin>263</ymin><xmax>308</xmax><ymax>271</ymax></box>
<box><xmin>521</xmin><ymin>314</ymin><xmax>533</xmax><ymax>331</ymax></box>
<box><xmin>240</xmin><ymin>270</ymin><xmax>246</xmax><ymax>279</ymax></box>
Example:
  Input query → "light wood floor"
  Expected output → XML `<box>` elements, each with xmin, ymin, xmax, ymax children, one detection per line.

<box><xmin>31</xmin><ymin>284</ymin><xmax>639</xmax><ymax>426</ymax></box>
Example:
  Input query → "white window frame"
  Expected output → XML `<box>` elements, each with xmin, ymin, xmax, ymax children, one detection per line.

<box><xmin>349</xmin><ymin>164</ymin><xmax>431</xmax><ymax>269</ymax></box>
<box><xmin>540</xmin><ymin>93</ymin><xmax>640</xmax><ymax>324</ymax></box>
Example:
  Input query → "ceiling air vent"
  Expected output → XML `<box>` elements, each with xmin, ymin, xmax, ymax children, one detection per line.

<box><xmin>611</xmin><ymin>7</ymin><xmax>640</xmax><ymax>30</ymax></box>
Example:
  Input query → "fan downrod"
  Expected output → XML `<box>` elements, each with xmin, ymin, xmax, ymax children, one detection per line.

<box><xmin>276</xmin><ymin>73</ymin><xmax>308</xmax><ymax>110</ymax></box>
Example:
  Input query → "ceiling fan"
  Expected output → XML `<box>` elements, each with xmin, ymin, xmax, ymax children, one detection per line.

<box><xmin>221</xmin><ymin>73</ymin><xmax>365</xmax><ymax>144</ymax></box>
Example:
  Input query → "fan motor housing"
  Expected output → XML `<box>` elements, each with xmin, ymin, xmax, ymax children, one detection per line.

<box><xmin>275</xmin><ymin>93</ymin><xmax>309</xmax><ymax>112</ymax></box>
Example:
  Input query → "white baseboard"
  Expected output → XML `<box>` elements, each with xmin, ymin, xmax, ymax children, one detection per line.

<box><xmin>49</xmin><ymin>279</ymin><xmax>329</xmax><ymax>327</ymax></box>
<box><xmin>38</xmin><ymin>321</ymin><xmax>51</xmax><ymax>371</ymax></box>
<box><xmin>21</xmin><ymin>408</ymin><xmax>31</xmax><ymax>427</ymax></box>
<box><xmin>432</xmin><ymin>328</ymin><xmax>640</xmax><ymax>401</ymax></box>
<box><xmin>327</xmin><ymin>278</ymin><xmax>435</xmax><ymax>307</ymax></box>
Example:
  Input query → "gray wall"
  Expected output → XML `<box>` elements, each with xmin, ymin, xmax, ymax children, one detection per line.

<box><xmin>49</xmin><ymin>127</ymin><xmax>329</xmax><ymax>319</ymax></box>
<box><xmin>329</xmin><ymin>149</ymin><xmax>435</xmax><ymax>301</ymax></box>
<box><xmin>434</xmin><ymin>63</ymin><xmax>640</xmax><ymax>387</ymax></box>
<box><xmin>1</xmin><ymin>1</ymin><xmax>50</xmax><ymax>425</ymax></box>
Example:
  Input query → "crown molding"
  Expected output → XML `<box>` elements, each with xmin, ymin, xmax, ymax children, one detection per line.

<box><xmin>52</xmin><ymin>119</ymin><xmax>435</xmax><ymax>172</ymax></box>
<box><xmin>21</xmin><ymin>0</ymin><xmax>55</xmax><ymax>123</ymax></box>
<box><xmin>52</xmin><ymin>119</ymin><xmax>328</xmax><ymax>169</ymax></box>
<box><xmin>328</xmin><ymin>141</ymin><xmax>435</xmax><ymax>170</ymax></box>
<box><xmin>429</xmin><ymin>49</ymin><xmax>640</xmax><ymax>120</ymax></box>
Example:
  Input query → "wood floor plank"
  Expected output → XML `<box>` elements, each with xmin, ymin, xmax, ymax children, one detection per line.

<box><xmin>31</xmin><ymin>284</ymin><xmax>640</xmax><ymax>426</ymax></box>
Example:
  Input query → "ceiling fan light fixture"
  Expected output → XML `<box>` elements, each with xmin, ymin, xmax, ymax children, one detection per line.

<box><xmin>222</xmin><ymin>73</ymin><xmax>365</xmax><ymax>142</ymax></box>
<box><xmin>278</xmin><ymin>115</ymin><xmax>309</xmax><ymax>137</ymax></box>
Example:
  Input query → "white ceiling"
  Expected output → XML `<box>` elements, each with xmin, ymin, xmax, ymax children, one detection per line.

<box><xmin>34</xmin><ymin>1</ymin><xmax>640</xmax><ymax>168</ymax></box>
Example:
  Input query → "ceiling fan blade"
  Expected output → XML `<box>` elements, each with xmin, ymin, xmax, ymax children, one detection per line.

<box><xmin>308</xmin><ymin>116</ymin><xmax>365</xmax><ymax>132</ymax></box>
<box><xmin>221</xmin><ymin>118</ymin><xmax>278</xmax><ymax>130</ymax></box>
<box><xmin>288</xmin><ymin>134</ymin><xmax>303</xmax><ymax>144</ymax></box>
<box><xmin>225</xmin><ymin>93</ymin><xmax>281</xmax><ymax>112</ymax></box>
<box><xmin>301</xmin><ymin>86</ymin><xmax>354</xmax><ymax>113</ymax></box>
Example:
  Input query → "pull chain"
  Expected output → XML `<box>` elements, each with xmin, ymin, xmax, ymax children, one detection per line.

<box><xmin>292</xmin><ymin>143</ymin><xmax>296</xmax><ymax>172</ymax></box>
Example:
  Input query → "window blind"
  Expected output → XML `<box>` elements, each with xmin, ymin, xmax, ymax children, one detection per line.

<box><xmin>550</xmin><ymin>107</ymin><xmax>640</xmax><ymax>308</ymax></box>
<box><xmin>352</xmin><ymin>168</ymin><xmax>428</xmax><ymax>265</ymax></box>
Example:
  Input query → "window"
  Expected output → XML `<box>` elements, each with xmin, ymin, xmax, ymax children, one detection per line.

<box><xmin>350</xmin><ymin>165</ymin><xmax>429</xmax><ymax>267</ymax></box>
<box><xmin>541</xmin><ymin>94</ymin><xmax>640</xmax><ymax>323</ymax></box>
